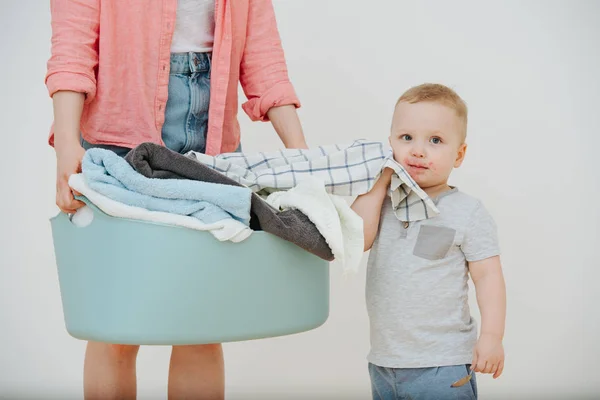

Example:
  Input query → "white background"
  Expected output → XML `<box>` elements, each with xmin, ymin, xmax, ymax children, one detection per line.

<box><xmin>1</xmin><ymin>0</ymin><xmax>599</xmax><ymax>398</ymax></box>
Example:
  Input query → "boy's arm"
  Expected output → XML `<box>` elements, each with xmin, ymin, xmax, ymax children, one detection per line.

<box><xmin>469</xmin><ymin>255</ymin><xmax>506</xmax><ymax>379</ymax></box>
<box><xmin>351</xmin><ymin>168</ymin><xmax>394</xmax><ymax>251</ymax></box>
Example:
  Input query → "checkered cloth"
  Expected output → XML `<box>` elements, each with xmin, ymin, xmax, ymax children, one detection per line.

<box><xmin>186</xmin><ymin>140</ymin><xmax>439</xmax><ymax>222</ymax></box>
<box><xmin>380</xmin><ymin>157</ymin><xmax>440</xmax><ymax>222</ymax></box>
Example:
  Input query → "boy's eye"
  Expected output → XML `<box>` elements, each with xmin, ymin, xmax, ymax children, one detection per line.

<box><xmin>430</xmin><ymin>137</ymin><xmax>442</xmax><ymax>144</ymax></box>
<box><xmin>401</xmin><ymin>134</ymin><xmax>412</xmax><ymax>141</ymax></box>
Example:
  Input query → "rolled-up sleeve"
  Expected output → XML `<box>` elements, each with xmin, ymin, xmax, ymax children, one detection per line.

<box><xmin>240</xmin><ymin>0</ymin><xmax>301</xmax><ymax>122</ymax></box>
<box><xmin>45</xmin><ymin>0</ymin><xmax>100</xmax><ymax>104</ymax></box>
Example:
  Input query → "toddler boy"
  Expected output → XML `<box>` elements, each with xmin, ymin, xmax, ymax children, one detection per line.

<box><xmin>352</xmin><ymin>83</ymin><xmax>506</xmax><ymax>399</ymax></box>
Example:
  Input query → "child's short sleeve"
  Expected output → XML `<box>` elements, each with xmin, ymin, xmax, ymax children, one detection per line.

<box><xmin>461</xmin><ymin>201</ymin><xmax>500</xmax><ymax>262</ymax></box>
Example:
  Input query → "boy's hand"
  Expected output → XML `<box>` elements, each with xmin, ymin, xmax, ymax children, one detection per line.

<box><xmin>471</xmin><ymin>333</ymin><xmax>504</xmax><ymax>379</ymax></box>
<box><xmin>379</xmin><ymin>166</ymin><xmax>394</xmax><ymax>185</ymax></box>
<box><xmin>351</xmin><ymin>166</ymin><xmax>395</xmax><ymax>251</ymax></box>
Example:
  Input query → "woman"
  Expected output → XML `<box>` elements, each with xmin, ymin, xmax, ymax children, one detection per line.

<box><xmin>46</xmin><ymin>0</ymin><xmax>308</xmax><ymax>398</ymax></box>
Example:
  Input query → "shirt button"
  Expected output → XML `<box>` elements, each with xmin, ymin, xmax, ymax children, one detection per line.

<box><xmin>162</xmin><ymin>65</ymin><xmax>166</xmax><ymax>71</ymax></box>
<box><xmin>159</xmin><ymin>104</ymin><xmax>163</xmax><ymax>111</ymax></box>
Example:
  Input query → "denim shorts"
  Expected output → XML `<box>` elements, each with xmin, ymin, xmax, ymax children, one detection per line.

<box><xmin>368</xmin><ymin>363</ymin><xmax>478</xmax><ymax>400</ymax></box>
<box><xmin>81</xmin><ymin>52</ymin><xmax>215</xmax><ymax>157</ymax></box>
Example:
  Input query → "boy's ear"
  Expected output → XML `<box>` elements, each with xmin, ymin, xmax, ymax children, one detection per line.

<box><xmin>454</xmin><ymin>143</ymin><xmax>467</xmax><ymax>168</ymax></box>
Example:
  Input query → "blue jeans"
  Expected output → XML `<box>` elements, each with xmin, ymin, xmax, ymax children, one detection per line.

<box><xmin>368</xmin><ymin>363</ymin><xmax>478</xmax><ymax>400</ymax></box>
<box><xmin>82</xmin><ymin>52</ymin><xmax>215</xmax><ymax>157</ymax></box>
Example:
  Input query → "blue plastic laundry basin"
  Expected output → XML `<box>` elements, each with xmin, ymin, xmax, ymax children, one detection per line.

<box><xmin>50</xmin><ymin>197</ymin><xmax>330</xmax><ymax>345</ymax></box>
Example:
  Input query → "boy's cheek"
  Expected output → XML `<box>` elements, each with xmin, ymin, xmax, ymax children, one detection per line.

<box><xmin>391</xmin><ymin>147</ymin><xmax>407</xmax><ymax>166</ymax></box>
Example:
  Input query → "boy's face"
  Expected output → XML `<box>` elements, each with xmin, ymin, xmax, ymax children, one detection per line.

<box><xmin>389</xmin><ymin>101</ymin><xmax>467</xmax><ymax>189</ymax></box>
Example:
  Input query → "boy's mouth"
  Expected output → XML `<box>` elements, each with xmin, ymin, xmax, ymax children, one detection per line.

<box><xmin>406</xmin><ymin>162</ymin><xmax>429</xmax><ymax>170</ymax></box>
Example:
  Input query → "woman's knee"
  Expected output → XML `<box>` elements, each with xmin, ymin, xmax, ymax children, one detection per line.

<box><xmin>110</xmin><ymin>344</ymin><xmax>140</xmax><ymax>359</ymax></box>
<box><xmin>88</xmin><ymin>341</ymin><xmax>140</xmax><ymax>361</ymax></box>
<box><xmin>172</xmin><ymin>343</ymin><xmax>222</xmax><ymax>357</ymax></box>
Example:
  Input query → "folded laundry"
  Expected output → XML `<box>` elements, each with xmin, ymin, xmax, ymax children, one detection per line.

<box><xmin>69</xmin><ymin>173</ymin><xmax>252</xmax><ymax>242</ymax></box>
<box><xmin>124</xmin><ymin>143</ymin><xmax>334</xmax><ymax>261</ymax></box>
<box><xmin>81</xmin><ymin>148</ymin><xmax>253</xmax><ymax>226</ymax></box>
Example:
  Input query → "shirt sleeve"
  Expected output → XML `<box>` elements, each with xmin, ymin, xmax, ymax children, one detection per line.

<box><xmin>239</xmin><ymin>0</ymin><xmax>301</xmax><ymax>122</ymax></box>
<box><xmin>45</xmin><ymin>0</ymin><xmax>100</xmax><ymax>104</ymax></box>
<box><xmin>461</xmin><ymin>201</ymin><xmax>501</xmax><ymax>262</ymax></box>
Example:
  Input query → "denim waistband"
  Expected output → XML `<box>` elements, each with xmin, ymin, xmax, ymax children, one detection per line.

<box><xmin>170</xmin><ymin>52</ymin><xmax>211</xmax><ymax>74</ymax></box>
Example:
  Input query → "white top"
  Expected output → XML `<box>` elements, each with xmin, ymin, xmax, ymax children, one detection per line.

<box><xmin>170</xmin><ymin>0</ymin><xmax>216</xmax><ymax>53</ymax></box>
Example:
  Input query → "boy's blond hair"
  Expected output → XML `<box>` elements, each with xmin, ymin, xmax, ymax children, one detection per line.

<box><xmin>396</xmin><ymin>83</ymin><xmax>468</xmax><ymax>140</ymax></box>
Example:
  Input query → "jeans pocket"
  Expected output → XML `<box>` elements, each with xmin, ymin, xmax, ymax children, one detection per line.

<box><xmin>465</xmin><ymin>364</ymin><xmax>478</xmax><ymax>399</ymax></box>
<box><xmin>412</xmin><ymin>225</ymin><xmax>456</xmax><ymax>260</ymax></box>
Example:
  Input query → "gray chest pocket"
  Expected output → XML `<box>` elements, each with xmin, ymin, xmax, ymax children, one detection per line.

<box><xmin>413</xmin><ymin>225</ymin><xmax>457</xmax><ymax>260</ymax></box>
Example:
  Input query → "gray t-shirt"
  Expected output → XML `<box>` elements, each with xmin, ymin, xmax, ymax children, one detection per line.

<box><xmin>366</xmin><ymin>187</ymin><xmax>500</xmax><ymax>368</ymax></box>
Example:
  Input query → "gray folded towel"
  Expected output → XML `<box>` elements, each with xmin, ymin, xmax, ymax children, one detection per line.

<box><xmin>125</xmin><ymin>143</ymin><xmax>334</xmax><ymax>261</ymax></box>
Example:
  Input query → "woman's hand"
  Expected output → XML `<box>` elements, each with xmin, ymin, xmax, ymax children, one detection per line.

<box><xmin>55</xmin><ymin>141</ymin><xmax>86</xmax><ymax>214</ymax></box>
<box><xmin>51</xmin><ymin>91</ymin><xmax>87</xmax><ymax>213</ymax></box>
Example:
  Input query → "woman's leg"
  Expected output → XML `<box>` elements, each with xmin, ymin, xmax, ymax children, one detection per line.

<box><xmin>167</xmin><ymin>344</ymin><xmax>225</xmax><ymax>400</ymax></box>
<box><xmin>83</xmin><ymin>341</ymin><xmax>140</xmax><ymax>399</ymax></box>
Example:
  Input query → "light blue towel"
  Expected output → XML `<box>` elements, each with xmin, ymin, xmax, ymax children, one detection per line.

<box><xmin>82</xmin><ymin>148</ymin><xmax>252</xmax><ymax>225</ymax></box>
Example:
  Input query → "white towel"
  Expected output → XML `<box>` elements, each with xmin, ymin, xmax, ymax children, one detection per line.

<box><xmin>266</xmin><ymin>177</ymin><xmax>364</xmax><ymax>273</ymax></box>
<box><xmin>68</xmin><ymin>174</ymin><xmax>252</xmax><ymax>243</ymax></box>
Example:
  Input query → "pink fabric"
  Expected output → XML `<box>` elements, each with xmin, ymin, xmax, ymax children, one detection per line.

<box><xmin>45</xmin><ymin>0</ymin><xmax>300</xmax><ymax>155</ymax></box>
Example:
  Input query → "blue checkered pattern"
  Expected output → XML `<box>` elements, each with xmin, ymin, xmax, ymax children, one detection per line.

<box><xmin>186</xmin><ymin>140</ymin><xmax>439</xmax><ymax>222</ymax></box>
<box><xmin>380</xmin><ymin>157</ymin><xmax>440</xmax><ymax>222</ymax></box>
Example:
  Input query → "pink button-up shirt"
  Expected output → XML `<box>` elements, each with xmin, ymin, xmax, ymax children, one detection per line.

<box><xmin>45</xmin><ymin>0</ymin><xmax>300</xmax><ymax>155</ymax></box>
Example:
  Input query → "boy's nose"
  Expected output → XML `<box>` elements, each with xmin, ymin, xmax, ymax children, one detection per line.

<box><xmin>411</xmin><ymin>146</ymin><xmax>425</xmax><ymax>158</ymax></box>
